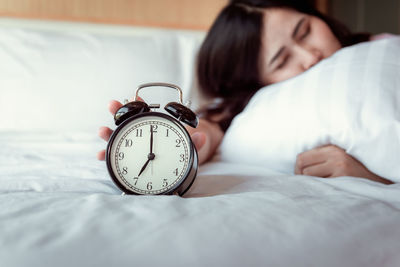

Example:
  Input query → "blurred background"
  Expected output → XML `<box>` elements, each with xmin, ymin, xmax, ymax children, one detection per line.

<box><xmin>321</xmin><ymin>0</ymin><xmax>400</xmax><ymax>34</ymax></box>
<box><xmin>0</xmin><ymin>0</ymin><xmax>398</xmax><ymax>131</ymax></box>
<box><xmin>0</xmin><ymin>0</ymin><xmax>398</xmax><ymax>34</ymax></box>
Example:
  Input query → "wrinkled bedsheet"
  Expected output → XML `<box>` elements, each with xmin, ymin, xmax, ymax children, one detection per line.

<box><xmin>0</xmin><ymin>131</ymin><xmax>399</xmax><ymax>267</ymax></box>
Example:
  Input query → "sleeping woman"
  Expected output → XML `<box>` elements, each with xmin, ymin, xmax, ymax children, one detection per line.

<box><xmin>97</xmin><ymin>0</ymin><xmax>394</xmax><ymax>185</ymax></box>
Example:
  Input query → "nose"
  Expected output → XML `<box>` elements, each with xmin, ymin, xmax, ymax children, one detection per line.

<box><xmin>295</xmin><ymin>46</ymin><xmax>322</xmax><ymax>70</ymax></box>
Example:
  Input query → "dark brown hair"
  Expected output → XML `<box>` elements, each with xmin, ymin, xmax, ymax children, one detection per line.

<box><xmin>196</xmin><ymin>0</ymin><xmax>370</xmax><ymax>131</ymax></box>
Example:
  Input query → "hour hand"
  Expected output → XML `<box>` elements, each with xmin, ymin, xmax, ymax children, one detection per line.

<box><xmin>138</xmin><ymin>159</ymin><xmax>151</xmax><ymax>177</ymax></box>
<box><xmin>138</xmin><ymin>150</ymin><xmax>156</xmax><ymax>177</ymax></box>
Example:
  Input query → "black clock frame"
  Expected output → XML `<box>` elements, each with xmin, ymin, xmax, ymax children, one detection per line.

<box><xmin>106</xmin><ymin>111</ymin><xmax>198</xmax><ymax>196</ymax></box>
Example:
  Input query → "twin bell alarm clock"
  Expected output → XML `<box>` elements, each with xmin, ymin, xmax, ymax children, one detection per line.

<box><xmin>106</xmin><ymin>83</ymin><xmax>199</xmax><ymax>196</ymax></box>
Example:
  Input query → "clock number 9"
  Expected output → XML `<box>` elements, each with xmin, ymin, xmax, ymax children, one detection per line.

<box><xmin>118</xmin><ymin>152</ymin><xmax>124</xmax><ymax>160</ymax></box>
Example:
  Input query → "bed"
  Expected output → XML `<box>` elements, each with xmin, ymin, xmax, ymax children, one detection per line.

<box><xmin>1</xmin><ymin>18</ymin><xmax>400</xmax><ymax>267</ymax></box>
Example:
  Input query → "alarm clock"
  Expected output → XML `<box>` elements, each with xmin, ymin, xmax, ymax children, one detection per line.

<box><xmin>106</xmin><ymin>83</ymin><xmax>199</xmax><ymax>196</ymax></box>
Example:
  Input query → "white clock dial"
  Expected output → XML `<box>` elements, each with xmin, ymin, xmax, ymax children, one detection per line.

<box><xmin>109</xmin><ymin>114</ymin><xmax>192</xmax><ymax>194</ymax></box>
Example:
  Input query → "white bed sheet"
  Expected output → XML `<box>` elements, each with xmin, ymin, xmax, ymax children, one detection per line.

<box><xmin>1</xmin><ymin>131</ymin><xmax>399</xmax><ymax>267</ymax></box>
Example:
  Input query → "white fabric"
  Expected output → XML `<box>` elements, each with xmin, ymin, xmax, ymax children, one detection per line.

<box><xmin>0</xmin><ymin>131</ymin><xmax>400</xmax><ymax>267</ymax></box>
<box><xmin>1</xmin><ymin>19</ymin><xmax>400</xmax><ymax>267</ymax></box>
<box><xmin>220</xmin><ymin>38</ymin><xmax>400</xmax><ymax>182</ymax></box>
<box><xmin>0</xmin><ymin>18</ymin><xmax>206</xmax><ymax>131</ymax></box>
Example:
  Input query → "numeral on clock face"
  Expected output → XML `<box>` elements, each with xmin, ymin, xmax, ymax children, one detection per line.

<box><xmin>110</xmin><ymin>115</ymin><xmax>192</xmax><ymax>195</ymax></box>
<box><xmin>125</xmin><ymin>139</ymin><xmax>132</xmax><ymax>147</ymax></box>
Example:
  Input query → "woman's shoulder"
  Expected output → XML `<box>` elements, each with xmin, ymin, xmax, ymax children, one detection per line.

<box><xmin>370</xmin><ymin>33</ymin><xmax>398</xmax><ymax>41</ymax></box>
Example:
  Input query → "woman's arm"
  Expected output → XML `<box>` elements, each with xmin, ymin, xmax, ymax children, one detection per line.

<box><xmin>295</xmin><ymin>145</ymin><xmax>393</xmax><ymax>185</ymax></box>
<box><xmin>97</xmin><ymin>100</ymin><xmax>224</xmax><ymax>165</ymax></box>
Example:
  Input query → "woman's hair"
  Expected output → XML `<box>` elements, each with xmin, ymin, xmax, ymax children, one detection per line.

<box><xmin>197</xmin><ymin>0</ymin><xmax>370</xmax><ymax>131</ymax></box>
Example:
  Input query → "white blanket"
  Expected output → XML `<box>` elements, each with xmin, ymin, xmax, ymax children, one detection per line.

<box><xmin>1</xmin><ymin>131</ymin><xmax>399</xmax><ymax>267</ymax></box>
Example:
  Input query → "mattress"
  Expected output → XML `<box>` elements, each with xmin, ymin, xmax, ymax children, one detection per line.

<box><xmin>0</xmin><ymin>131</ymin><xmax>399</xmax><ymax>267</ymax></box>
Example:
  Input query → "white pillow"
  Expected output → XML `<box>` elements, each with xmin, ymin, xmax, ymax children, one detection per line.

<box><xmin>220</xmin><ymin>37</ymin><xmax>400</xmax><ymax>182</ymax></box>
<box><xmin>0</xmin><ymin>18</ymin><xmax>205</xmax><ymax>131</ymax></box>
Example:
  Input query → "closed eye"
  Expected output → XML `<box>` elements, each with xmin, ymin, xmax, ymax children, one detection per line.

<box><xmin>277</xmin><ymin>55</ymin><xmax>289</xmax><ymax>69</ymax></box>
<box><xmin>300</xmin><ymin>25</ymin><xmax>310</xmax><ymax>40</ymax></box>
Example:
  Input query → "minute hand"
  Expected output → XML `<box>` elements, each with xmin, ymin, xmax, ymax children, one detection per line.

<box><xmin>150</xmin><ymin>125</ymin><xmax>153</xmax><ymax>154</ymax></box>
<box><xmin>138</xmin><ymin>125</ymin><xmax>155</xmax><ymax>177</ymax></box>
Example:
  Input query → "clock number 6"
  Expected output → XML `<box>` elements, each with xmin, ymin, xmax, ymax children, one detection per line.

<box><xmin>147</xmin><ymin>182</ymin><xmax>153</xmax><ymax>190</ymax></box>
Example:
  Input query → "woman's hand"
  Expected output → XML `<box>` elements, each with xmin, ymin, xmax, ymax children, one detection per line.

<box><xmin>185</xmin><ymin>118</ymin><xmax>224</xmax><ymax>165</ymax></box>
<box><xmin>295</xmin><ymin>145</ymin><xmax>393</xmax><ymax>184</ymax></box>
<box><xmin>97</xmin><ymin>100</ymin><xmax>124</xmax><ymax>161</ymax></box>
<box><xmin>97</xmin><ymin>100</ymin><xmax>224</xmax><ymax>165</ymax></box>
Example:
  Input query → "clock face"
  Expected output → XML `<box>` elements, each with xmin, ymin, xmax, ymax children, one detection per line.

<box><xmin>107</xmin><ymin>113</ymin><xmax>193</xmax><ymax>195</ymax></box>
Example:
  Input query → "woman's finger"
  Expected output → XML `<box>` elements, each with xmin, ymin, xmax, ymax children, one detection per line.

<box><xmin>97</xmin><ymin>150</ymin><xmax>106</xmax><ymax>160</ymax></box>
<box><xmin>191</xmin><ymin>132</ymin><xmax>207</xmax><ymax>151</ymax></box>
<box><xmin>301</xmin><ymin>161</ymin><xmax>332</xmax><ymax>177</ymax></box>
<box><xmin>99</xmin><ymin>126</ymin><xmax>113</xmax><ymax>141</ymax></box>
<box><xmin>130</xmin><ymin>96</ymin><xmax>144</xmax><ymax>102</ymax></box>
<box><xmin>295</xmin><ymin>145</ymin><xmax>339</xmax><ymax>173</ymax></box>
<box><xmin>109</xmin><ymin>97</ymin><xmax>145</xmax><ymax>115</ymax></box>
<box><xmin>108</xmin><ymin>100</ymin><xmax>123</xmax><ymax>115</ymax></box>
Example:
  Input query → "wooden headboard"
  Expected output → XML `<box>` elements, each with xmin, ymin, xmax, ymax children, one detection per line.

<box><xmin>0</xmin><ymin>0</ymin><xmax>228</xmax><ymax>30</ymax></box>
<box><xmin>0</xmin><ymin>0</ymin><xmax>329</xmax><ymax>30</ymax></box>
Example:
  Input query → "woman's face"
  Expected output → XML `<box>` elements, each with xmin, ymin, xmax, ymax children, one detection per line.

<box><xmin>259</xmin><ymin>8</ymin><xmax>341</xmax><ymax>84</ymax></box>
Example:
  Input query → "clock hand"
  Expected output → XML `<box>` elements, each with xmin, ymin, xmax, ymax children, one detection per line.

<box><xmin>138</xmin><ymin>152</ymin><xmax>156</xmax><ymax>177</ymax></box>
<box><xmin>138</xmin><ymin>125</ymin><xmax>156</xmax><ymax>177</ymax></box>
<box><xmin>150</xmin><ymin>125</ymin><xmax>153</xmax><ymax>154</ymax></box>
<box><xmin>138</xmin><ymin>158</ymin><xmax>151</xmax><ymax>177</ymax></box>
